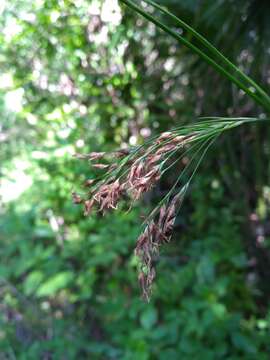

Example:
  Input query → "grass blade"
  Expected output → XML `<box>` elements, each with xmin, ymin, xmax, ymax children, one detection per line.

<box><xmin>120</xmin><ymin>0</ymin><xmax>270</xmax><ymax>112</ymax></box>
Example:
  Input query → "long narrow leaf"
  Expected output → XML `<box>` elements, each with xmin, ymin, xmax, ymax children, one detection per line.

<box><xmin>120</xmin><ymin>0</ymin><xmax>270</xmax><ymax>112</ymax></box>
<box><xmin>144</xmin><ymin>0</ymin><xmax>270</xmax><ymax>109</ymax></box>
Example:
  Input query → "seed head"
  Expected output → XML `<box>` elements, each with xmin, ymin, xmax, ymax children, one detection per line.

<box><xmin>156</xmin><ymin>131</ymin><xmax>173</xmax><ymax>143</ymax></box>
<box><xmin>88</xmin><ymin>152</ymin><xmax>106</xmax><ymax>160</ymax></box>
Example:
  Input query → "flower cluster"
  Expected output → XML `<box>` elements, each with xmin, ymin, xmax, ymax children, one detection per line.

<box><xmin>135</xmin><ymin>193</ymin><xmax>181</xmax><ymax>300</ymax></box>
<box><xmin>72</xmin><ymin>119</ymin><xmax>249</xmax><ymax>299</ymax></box>
<box><xmin>73</xmin><ymin>131</ymin><xmax>194</xmax><ymax>216</ymax></box>
<box><xmin>72</xmin><ymin>131</ymin><xmax>195</xmax><ymax>298</ymax></box>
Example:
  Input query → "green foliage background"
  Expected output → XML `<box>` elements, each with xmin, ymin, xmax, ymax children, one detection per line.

<box><xmin>0</xmin><ymin>0</ymin><xmax>270</xmax><ymax>358</ymax></box>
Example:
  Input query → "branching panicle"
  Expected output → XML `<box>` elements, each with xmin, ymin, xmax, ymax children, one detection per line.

<box><xmin>72</xmin><ymin>118</ymin><xmax>259</xmax><ymax>299</ymax></box>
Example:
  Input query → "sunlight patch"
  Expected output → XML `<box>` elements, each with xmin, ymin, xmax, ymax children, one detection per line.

<box><xmin>0</xmin><ymin>160</ymin><xmax>32</xmax><ymax>203</ymax></box>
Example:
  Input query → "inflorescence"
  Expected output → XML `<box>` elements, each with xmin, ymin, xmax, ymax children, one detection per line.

<box><xmin>72</xmin><ymin>118</ymin><xmax>246</xmax><ymax>300</ymax></box>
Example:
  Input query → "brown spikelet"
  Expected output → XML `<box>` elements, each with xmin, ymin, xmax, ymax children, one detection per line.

<box><xmin>135</xmin><ymin>193</ymin><xmax>183</xmax><ymax>299</ymax></box>
<box><xmin>148</xmin><ymin>154</ymin><xmax>162</xmax><ymax>165</ymax></box>
<box><xmin>93</xmin><ymin>179</ymin><xmax>123</xmax><ymax>212</ymax></box>
<box><xmin>171</xmin><ymin>135</ymin><xmax>186</xmax><ymax>144</ymax></box>
<box><xmin>84</xmin><ymin>199</ymin><xmax>94</xmax><ymax>216</ymax></box>
<box><xmin>138</xmin><ymin>272</ymin><xmax>149</xmax><ymax>301</ymax></box>
<box><xmin>88</xmin><ymin>152</ymin><xmax>106</xmax><ymax>160</ymax></box>
<box><xmin>127</xmin><ymin>164</ymin><xmax>137</xmax><ymax>184</ymax></box>
<box><xmin>158</xmin><ymin>205</ymin><xmax>167</xmax><ymax>228</ymax></box>
<box><xmin>173</xmin><ymin>134</ymin><xmax>195</xmax><ymax>145</ymax></box>
<box><xmin>156</xmin><ymin>143</ymin><xmax>175</xmax><ymax>155</ymax></box>
<box><xmin>134</xmin><ymin>162</ymin><xmax>144</xmax><ymax>179</ymax></box>
<box><xmin>113</xmin><ymin>149</ymin><xmax>130</xmax><ymax>158</ymax></box>
<box><xmin>84</xmin><ymin>179</ymin><xmax>95</xmax><ymax>187</ymax></box>
<box><xmin>156</xmin><ymin>131</ymin><xmax>173</xmax><ymax>143</ymax></box>
<box><xmin>92</xmin><ymin>163</ymin><xmax>110</xmax><ymax>169</ymax></box>
<box><xmin>127</xmin><ymin>162</ymin><xmax>161</xmax><ymax>201</ymax></box>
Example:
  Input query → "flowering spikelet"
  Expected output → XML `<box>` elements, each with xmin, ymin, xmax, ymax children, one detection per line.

<box><xmin>92</xmin><ymin>163</ymin><xmax>109</xmax><ymax>170</ymax></box>
<box><xmin>89</xmin><ymin>152</ymin><xmax>106</xmax><ymax>160</ymax></box>
<box><xmin>84</xmin><ymin>199</ymin><xmax>94</xmax><ymax>216</ymax></box>
<box><xmin>113</xmin><ymin>149</ymin><xmax>130</xmax><ymax>158</ymax></box>
<box><xmin>135</xmin><ymin>193</ymin><xmax>181</xmax><ymax>300</ymax></box>
<box><xmin>156</xmin><ymin>131</ymin><xmax>173</xmax><ymax>143</ymax></box>
<box><xmin>156</xmin><ymin>143</ymin><xmax>176</xmax><ymax>155</ymax></box>
<box><xmin>127</xmin><ymin>165</ymin><xmax>161</xmax><ymax>200</ymax></box>
<box><xmin>93</xmin><ymin>179</ymin><xmax>123</xmax><ymax>211</ymax></box>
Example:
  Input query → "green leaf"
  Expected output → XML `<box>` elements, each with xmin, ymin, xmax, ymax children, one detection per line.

<box><xmin>140</xmin><ymin>307</ymin><xmax>158</xmax><ymax>330</ymax></box>
<box><xmin>36</xmin><ymin>271</ymin><xmax>74</xmax><ymax>297</ymax></box>
<box><xmin>24</xmin><ymin>271</ymin><xmax>44</xmax><ymax>295</ymax></box>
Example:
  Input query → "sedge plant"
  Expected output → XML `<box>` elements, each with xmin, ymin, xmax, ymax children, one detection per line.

<box><xmin>73</xmin><ymin>0</ymin><xmax>270</xmax><ymax>300</ymax></box>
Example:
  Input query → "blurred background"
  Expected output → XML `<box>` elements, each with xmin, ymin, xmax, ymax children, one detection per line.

<box><xmin>0</xmin><ymin>0</ymin><xmax>270</xmax><ymax>358</ymax></box>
